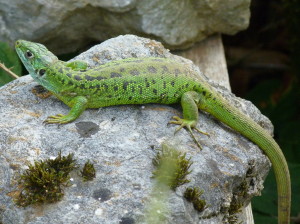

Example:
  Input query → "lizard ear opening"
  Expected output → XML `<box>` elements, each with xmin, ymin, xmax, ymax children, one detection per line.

<box><xmin>38</xmin><ymin>69</ymin><xmax>46</xmax><ymax>76</ymax></box>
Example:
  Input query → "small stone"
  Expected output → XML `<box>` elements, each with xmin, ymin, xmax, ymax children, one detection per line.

<box><xmin>95</xmin><ymin>208</ymin><xmax>103</xmax><ymax>216</ymax></box>
<box><xmin>73</xmin><ymin>204</ymin><xmax>80</xmax><ymax>210</ymax></box>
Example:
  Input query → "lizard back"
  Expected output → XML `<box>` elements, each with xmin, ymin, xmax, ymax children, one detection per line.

<box><xmin>50</xmin><ymin>57</ymin><xmax>208</xmax><ymax>108</ymax></box>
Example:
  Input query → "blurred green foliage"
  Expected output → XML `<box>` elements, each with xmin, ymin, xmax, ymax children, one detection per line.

<box><xmin>0</xmin><ymin>41</ymin><xmax>22</xmax><ymax>86</ymax></box>
<box><xmin>246</xmin><ymin>79</ymin><xmax>300</xmax><ymax>163</ymax></box>
<box><xmin>252</xmin><ymin>164</ymin><xmax>300</xmax><ymax>224</ymax></box>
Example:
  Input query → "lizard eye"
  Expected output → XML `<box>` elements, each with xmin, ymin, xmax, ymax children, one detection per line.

<box><xmin>25</xmin><ymin>50</ymin><xmax>34</xmax><ymax>59</ymax></box>
<box><xmin>38</xmin><ymin>69</ymin><xmax>46</xmax><ymax>76</ymax></box>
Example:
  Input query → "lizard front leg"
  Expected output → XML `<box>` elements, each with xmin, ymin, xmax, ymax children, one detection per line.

<box><xmin>169</xmin><ymin>91</ymin><xmax>209</xmax><ymax>149</ymax></box>
<box><xmin>65</xmin><ymin>60</ymin><xmax>89</xmax><ymax>71</ymax></box>
<box><xmin>44</xmin><ymin>96</ymin><xmax>88</xmax><ymax>124</ymax></box>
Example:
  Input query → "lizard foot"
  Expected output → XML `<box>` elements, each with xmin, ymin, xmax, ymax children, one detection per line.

<box><xmin>43</xmin><ymin>114</ymin><xmax>74</xmax><ymax>124</ymax></box>
<box><xmin>168</xmin><ymin>116</ymin><xmax>209</xmax><ymax>150</ymax></box>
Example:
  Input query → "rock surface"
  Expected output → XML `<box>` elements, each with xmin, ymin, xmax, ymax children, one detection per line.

<box><xmin>0</xmin><ymin>35</ymin><xmax>271</xmax><ymax>224</ymax></box>
<box><xmin>0</xmin><ymin>0</ymin><xmax>250</xmax><ymax>54</ymax></box>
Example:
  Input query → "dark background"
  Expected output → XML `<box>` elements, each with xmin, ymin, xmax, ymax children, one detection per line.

<box><xmin>223</xmin><ymin>0</ymin><xmax>300</xmax><ymax>223</ymax></box>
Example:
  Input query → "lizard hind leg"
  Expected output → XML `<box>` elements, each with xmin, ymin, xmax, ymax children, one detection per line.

<box><xmin>168</xmin><ymin>91</ymin><xmax>209</xmax><ymax>150</ymax></box>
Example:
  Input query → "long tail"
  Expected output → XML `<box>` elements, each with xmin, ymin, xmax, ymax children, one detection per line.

<box><xmin>199</xmin><ymin>91</ymin><xmax>291</xmax><ymax>224</ymax></box>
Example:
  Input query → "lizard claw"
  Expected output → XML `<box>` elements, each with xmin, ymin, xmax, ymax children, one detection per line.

<box><xmin>168</xmin><ymin>116</ymin><xmax>209</xmax><ymax>150</ymax></box>
<box><xmin>43</xmin><ymin>114</ymin><xmax>73</xmax><ymax>124</ymax></box>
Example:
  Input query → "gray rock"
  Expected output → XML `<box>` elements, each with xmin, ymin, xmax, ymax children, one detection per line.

<box><xmin>0</xmin><ymin>0</ymin><xmax>250</xmax><ymax>54</ymax></box>
<box><xmin>0</xmin><ymin>35</ymin><xmax>271</xmax><ymax>224</ymax></box>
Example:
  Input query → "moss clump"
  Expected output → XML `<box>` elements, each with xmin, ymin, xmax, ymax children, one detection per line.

<box><xmin>15</xmin><ymin>152</ymin><xmax>77</xmax><ymax>207</ymax></box>
<box><xmin>236</xmin><ymin>179</ymin><xmax>249</xmax><ymax>197</ymax></box>
<box><xmin>184</xmin><ymin>187</ymin><xmax>206</xmax><ymax>212</ymax></box>
<box><xmin>227</xmin><ymin>196</ymin><xmax>243</xmax><ymax>224</ymax></box>
<box><xmin>152</xmin><ymin>144</ymin><xmax>192</xmax><ymax>190</ymax></box>
<box><xmin>80</xmin><ymin>160</ymin><xmax>96</xmax><ymax>181</ymax></box>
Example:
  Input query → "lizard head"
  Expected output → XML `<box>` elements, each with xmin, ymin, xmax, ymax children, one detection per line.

<box><xmin>15</xmin><ymin>40</ymin><xmax>58</xmax><ymax>85</ymax></box>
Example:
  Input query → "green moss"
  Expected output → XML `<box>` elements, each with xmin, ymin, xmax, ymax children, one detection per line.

<box><xmin>15</xmin><ymin>152</ymin><xmax>77</xmax><ymax>207</ymax></box>
<box><xmin>236</xmin><ymin>179</ymin><xmax>248</xmax><ymax>197</ymax></box>
<box><xmin>227</xmin><ymin>196</ymin><xmax>243</xmax><ymax>224</ymax></box>
<box><xmin>184</xmin><ymin>187</ymin><xmax>206</xmax><ymax>212</ymax></box>
<box><xmin>225</xmin><ymin>179</ymin><xmax>251</xmax><ymax>223</ymax></box>
<box><xmin>152</xmin><ymin>144</ymin><xmax>192</xmax><ymax>190</ymax></box>
<box><xmin>80</xmin><ymin>160</ymin><xmax>96</xmax><ymax>181</ymax></box>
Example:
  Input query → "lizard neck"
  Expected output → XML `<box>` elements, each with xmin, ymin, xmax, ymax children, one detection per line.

<box><xmin>38</xmin><ymin>61</ymin><xmax>75</xmax><ymax>95</ymax></box>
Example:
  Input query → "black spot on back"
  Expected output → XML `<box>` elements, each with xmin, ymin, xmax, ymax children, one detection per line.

<box><xmin>161</xmin><ymin>65</ymin><xmax>169</xmax><ymax>73</ymax></box>
<box><xmin>148</xmin><ymin>66</ymin><xmax>157</xmax><ymax>73</ymax></box>
<box><xmin>110</xmin><ymin>72</ymin><xmax>122</xmax><ymax>78</ymax></box>
<box><xmin>160</xmin><ymin>93</ymin><xmax>167</xmax><ymax>98</ymax></box>
<box><xmin>131</xmin><ymin>86</ymin><xmax>135</xmax><ymax>92</ymax></box>
<box><xmin>130</xmin><ymin>69</ymin><xmax>140</xmax><ymax>76</ymax></box>
<box><xmin>174</xmin><ymin>69</ymin><xmax>181</xmax><ymax>76</ymax></box>
<box><xmin>96</xmin><ymin>76</ymin><xmax>106</xmax><ymax>80</ymax></box>
<box><xmin>102</xmin><ymin>84</ymin><xmax>109</xmax><ymax>90</ymax></box>
<box><xmin>163</xmin><ymin>81</ymin><xmax>166</xmax><ymax>89</ymax></box>
<box><xmin>123</xmin><ymin>81</ymin><xmax>129</xmax><ymax>90</ymax></box>
<box><xmin>74</xmin><ymin>75</ymin><xmax>82</xmax><ymax>81</ymax></box>
<box><xmin>138</xmin><ymin>86</ymin><xmax>143</xmax><ymax>94</ymax></box>
<box><xmin>85</xmin><ymin>75</ymin><xmax>96</xmax><ymax>81</ymax></box>
<box><xmin>145</xmin><ymin>78</ymin><xmax>150</xmax><ymax>88</ymax></box>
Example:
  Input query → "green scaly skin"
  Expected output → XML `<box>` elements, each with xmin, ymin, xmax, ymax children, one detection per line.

<box><xmin>15</xmin><ymin>40</ymin><xmax>291</xmax><ymax>223</ymax></box>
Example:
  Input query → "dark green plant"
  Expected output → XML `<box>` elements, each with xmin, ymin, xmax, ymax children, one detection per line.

<box><xmin>152</xmin><ymin>144</ymin><xmax>192</xmax><ymax>190</ymax></box>
<box><xmin>0</xmin><ymin>41</ymin><xmax>22</xmax><ymax>86</ymax></box>
<box><xmin>15</xmin><ymin>152</ymin><xmax>77</xmax><ymax>207</ymax></box>
<box><xmin>80</xmin><ymin>160</ymin><xmax>96</xmax><ymax>181</ymax></box>
<box><xmin>184</xmin><ymin>187</ymin><xmax>206</xmax><ymax>212</ymax></box>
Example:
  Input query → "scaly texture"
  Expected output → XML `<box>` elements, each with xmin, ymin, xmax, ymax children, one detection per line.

<box><xmin>15</xmin><ymin>40</ymin><xmax>291</xmax><ymax>224</ymax></box>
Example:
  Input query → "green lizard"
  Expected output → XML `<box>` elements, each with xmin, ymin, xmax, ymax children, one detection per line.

<box><xmin>15</xmin><ymin>40</ymin><xmax>291</xmax><ymax>224</ymax></box>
